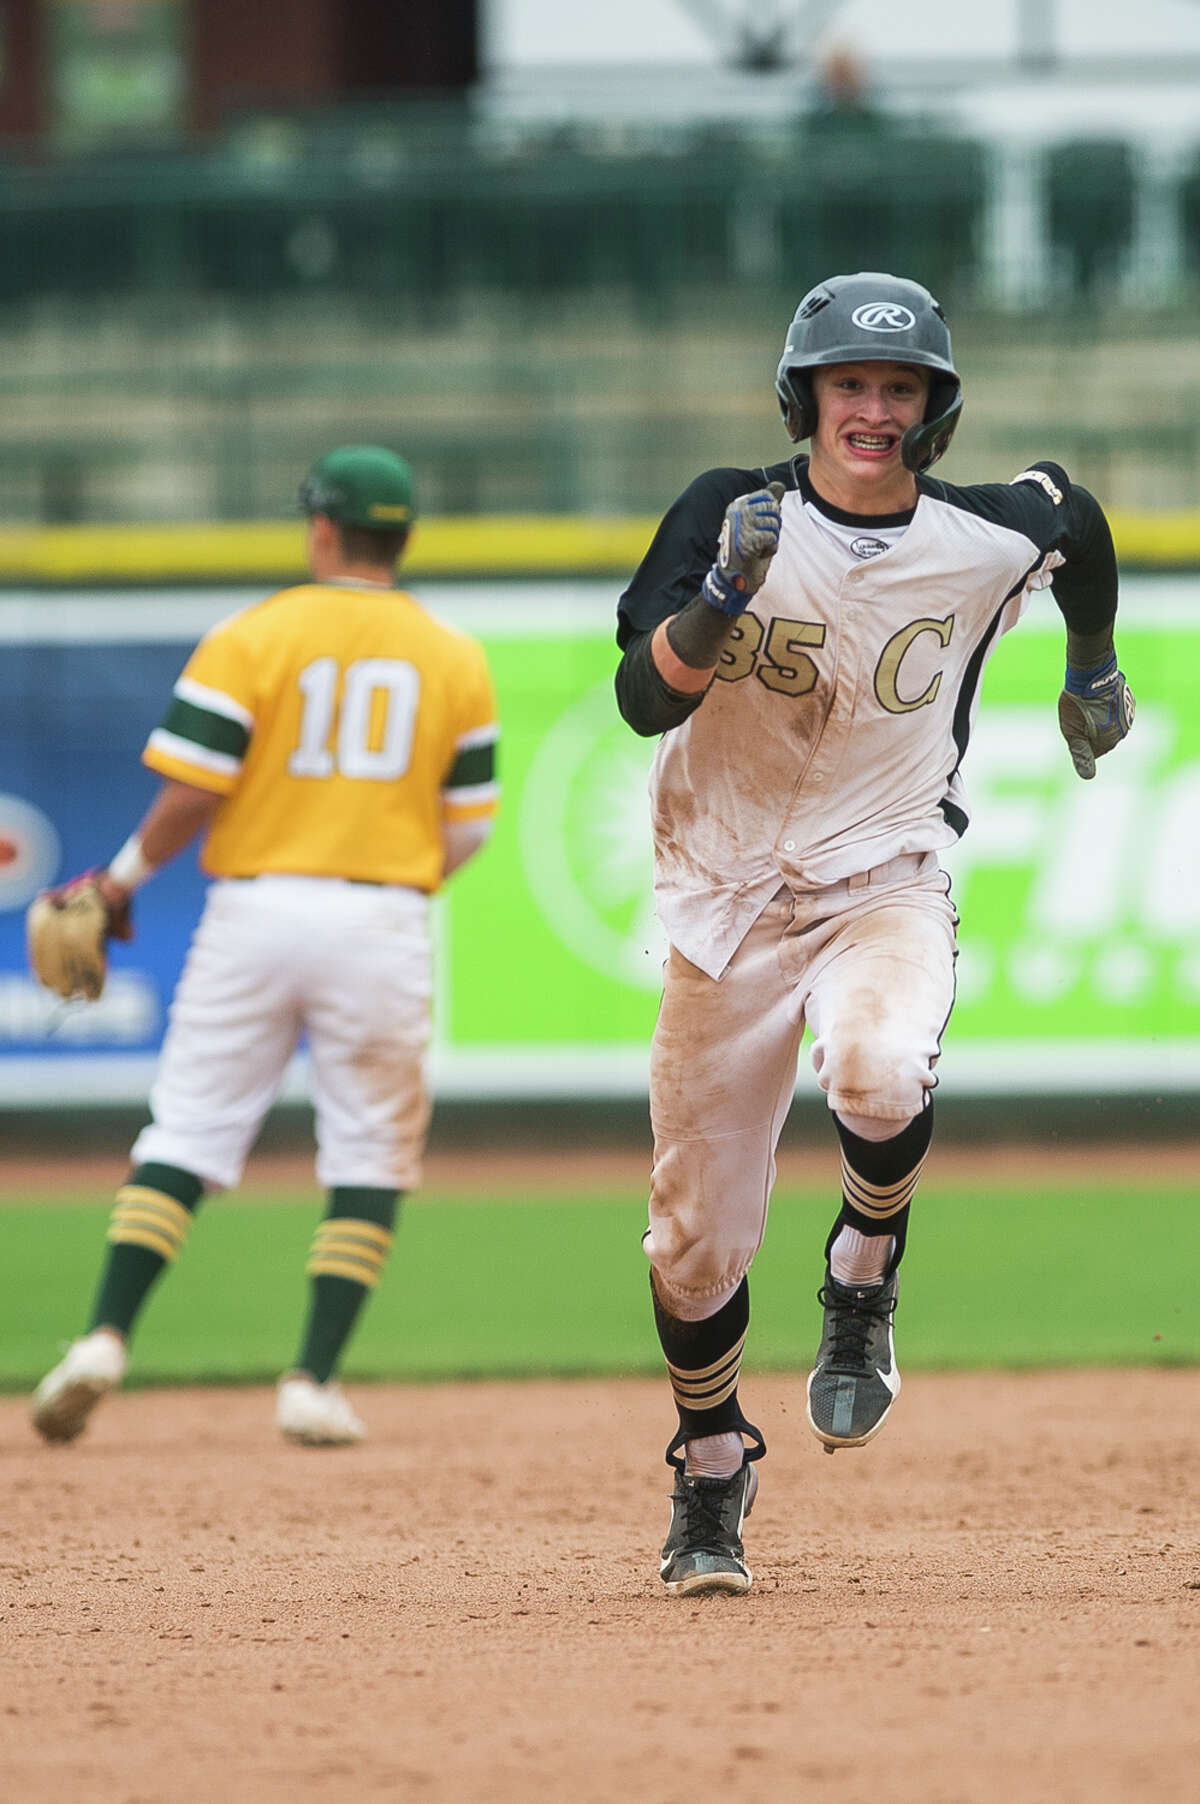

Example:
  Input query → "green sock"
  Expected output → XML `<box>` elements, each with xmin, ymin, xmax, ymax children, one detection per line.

<box><xmin>87</xmin><ymin>1162</ymin><xmax>204</xmax><ymax>1338</ymax></box>
<box><xmin>295</xmin><ymin>1187</ymin><xmax>400</xmax><ymax>1384</ymax></box>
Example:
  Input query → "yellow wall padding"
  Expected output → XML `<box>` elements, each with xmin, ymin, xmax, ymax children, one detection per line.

<box><xmin>0</xmin><ymin>516</ymin><xmax>662</xmax><ymax>584</ymax></box>
<box><xmin>0</xmin><ymin>511</ymin><xmax>1195</xmax><ymax>584</ymax></box>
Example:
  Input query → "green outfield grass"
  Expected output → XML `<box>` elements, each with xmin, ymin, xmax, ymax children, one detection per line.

<box><xmin>2</xmin><ymin>1177</ymin><xmax>1195</xmax><ymax>1390</ymax></box>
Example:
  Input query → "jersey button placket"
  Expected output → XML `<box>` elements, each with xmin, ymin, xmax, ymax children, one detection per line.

<box><xmin>802</xmin><ymin>571</ymin><xmax>858</xmax><ymax>798</ymax></box>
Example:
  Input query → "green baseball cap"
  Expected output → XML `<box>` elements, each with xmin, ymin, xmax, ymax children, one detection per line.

<box><xmin>298</xmin><ymin>445</ymin><xmax>416</xmax><ymax>529</ymax></box>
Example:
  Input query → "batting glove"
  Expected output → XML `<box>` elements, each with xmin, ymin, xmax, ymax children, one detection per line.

<box><xmin>1057</xmin><ymin>653</ymin><xmax>1135</xmax><ymax>780</ymax></box>
<box><xmin>701</xmin><ymin>482</ymin><xmax>786</xmax><ymax>615</ymax></box>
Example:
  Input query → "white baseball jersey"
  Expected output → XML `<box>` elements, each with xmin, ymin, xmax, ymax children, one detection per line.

<box><xmin>618</xmin><ymin>456</ymin><xmax>1118</xmax><ymax>979</ymax></box>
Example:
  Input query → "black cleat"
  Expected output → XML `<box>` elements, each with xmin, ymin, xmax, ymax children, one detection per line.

<box><xmin>806</xmin><ymin>1268</ymin><xmax>900</xmax><ymax>1452</ymax></box>
<box><xmin>660</xmin><ymin>1461</ymin><xmax>758</xmax><ymax>1596</ymax></box>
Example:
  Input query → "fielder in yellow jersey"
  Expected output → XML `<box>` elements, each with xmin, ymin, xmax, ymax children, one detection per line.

<box><xmin>30</xmin><ymin>445</ymin><xmax>499</xmax><ymax>1450</ymax></box>
<box><xmin>145</xmin><ymin>577</ymin><xmax>497</xmax><ymax>890</ymax></box>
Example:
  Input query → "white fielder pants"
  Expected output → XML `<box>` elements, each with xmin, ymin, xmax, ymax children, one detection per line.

<box><xmin>132</xmin><ymin>876</ymin><xmax>432</xmax><ymax>1193</ymax></box>
<box><xmin>645</xmin><ymin>854</ymin><xmax>957</xmax><ymax>1307</ymax></box>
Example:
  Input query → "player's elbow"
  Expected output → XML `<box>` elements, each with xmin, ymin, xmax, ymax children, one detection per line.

<box><xmin>615</xmin><ymin>669</ymin><xmax>667</xmax><ymax>737</ymax></box>
<box><xmin>615</xmin><ymin>634</ymin><xmax>705</xmax><ymax>736</ymax></box>
<box><xmin>441</xmin><ymin>816</ymin><xmax>494</xmax><ymax>877</ymax></box>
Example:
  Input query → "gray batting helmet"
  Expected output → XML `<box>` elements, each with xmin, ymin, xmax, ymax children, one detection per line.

<box><xmin>775</xmin><ymin>272</ymin><xmax>963</xmax><ymax>472</ymax></box>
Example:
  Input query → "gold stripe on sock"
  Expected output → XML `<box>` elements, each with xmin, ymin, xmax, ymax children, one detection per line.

<box><xmin>667</xmin><ymin>1346</ymin><xmax>743</xmax><ymax>1404</ymax></box>
<box><xmin>306</xmin><ymin>1219</ymin><xmax>394</xmax><ymax>1288</ymax></box>
<box><xmin>663</xmin><ymin>1328</ymin><xmax>748</xmax><ymax>1387</ymax></box>
<box><xmin>107</xmin><ymin>1187</ymin><xmax>192</xmax><ymax>1261</ymax></box>
<box><xmin>665</xmin><ymin>1328</ymin><xmax>747</xmax><ymax>1414</ymax></box>
<box><xmin>841</xmin><ymin>1153</ymin><xmax>926</xmax><ymax>1220</ymax></box>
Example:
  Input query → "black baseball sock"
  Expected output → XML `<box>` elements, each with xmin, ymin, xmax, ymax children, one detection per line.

<box><xmin>87</xmin><ymin>1161</ymin><xmax>205</xmax><ymax>1338</ymax></box>
<box><xmin>651</xmin><ymin>1273</ymin><xmax>765</xmax><ymax>1467</ymax></box>
<box><xmin>828</xmin><ymin>1104</ymin><xmax>934</xmax><ymax>1278</ymax></box>
<box><xmin>294</xmin><ymin>1187</ymin><xmax>400</xmax><ymax>1384</ymax></box>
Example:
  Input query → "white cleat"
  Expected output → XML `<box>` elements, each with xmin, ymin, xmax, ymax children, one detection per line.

<box><xmin>31</xmin><ymin>1329</ymin><xmax>127</xmax><ymax>1444</ymax></box>
<box><xmin>275</xmin><ymin>1373</ymin><xmax>366</xmax><ymax>1447</ymax></box>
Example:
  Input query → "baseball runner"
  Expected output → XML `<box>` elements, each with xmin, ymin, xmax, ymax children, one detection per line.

<box><xmin>614</xmin><ymin>272</ymin><xmax>1135</xmax><ymax>1595</ymax></box>
<box><xmin>29</xmin><ymin>446</ymin><xmax>499</xmax><ymax>1448</ymax></box>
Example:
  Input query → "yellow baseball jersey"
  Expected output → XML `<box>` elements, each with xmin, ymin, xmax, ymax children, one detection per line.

<box><xmin>143</xmin><ymin>581</ymin><xmax>499</xmax><ymax>890</ymax></box>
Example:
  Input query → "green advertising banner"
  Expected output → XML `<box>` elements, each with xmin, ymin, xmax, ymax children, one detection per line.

<box><xmin>432</xmin><ymin>577</ymin><xmax>1200</xmax><ymax>1098</ymax></box>
<box><xmin>435</xmin><ymin>614</ymin><xmax>661</xmax><ymax>1093</ymax></box>
<box><xmin>0</xmin><ymin>578</ymin><xmax>1194</xmax><ymax>1102</ymax></box>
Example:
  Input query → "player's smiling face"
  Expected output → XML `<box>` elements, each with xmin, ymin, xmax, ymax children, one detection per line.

<box><xmin>809</xmin><ymin>361</ymin><xmax>930</xmax><ymax>513</ymax></box>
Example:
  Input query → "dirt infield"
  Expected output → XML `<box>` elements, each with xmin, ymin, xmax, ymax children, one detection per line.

<box><xmin>4</xmin><ymin>1369</ymin><xmax>1198</xmax><ymax>1804</ymax></box>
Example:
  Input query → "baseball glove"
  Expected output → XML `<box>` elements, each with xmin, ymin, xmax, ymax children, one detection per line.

<box><xmin>26</xmin><ymin>872</ymin><xmax>133</xmax><ymax>1002</ymax></box>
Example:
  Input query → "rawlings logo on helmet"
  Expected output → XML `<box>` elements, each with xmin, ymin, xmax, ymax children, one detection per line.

<box><xmin>851</xmin><ymin>303</ymin><xmax>917</xmax><ymax>332</ymax></box>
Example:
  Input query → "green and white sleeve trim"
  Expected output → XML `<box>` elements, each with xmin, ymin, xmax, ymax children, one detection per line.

<box><xmin>444</xmin><ymin>722</ymin><xmax>499</xmax><ymax>804</ymax></box>
<box><xmin>176</xmin><ymin>676</ymin><xmax>254</xmax><ymax>733</ymax></box>
<box><xmin>145</xmin><ymin>676</ymin><xmax>254</xmax><ymax>779</ymax></box>
<box><xmin>144</xmin><ymin>728</ymin><xmax>243</xmax><ymax>780</ymax></box>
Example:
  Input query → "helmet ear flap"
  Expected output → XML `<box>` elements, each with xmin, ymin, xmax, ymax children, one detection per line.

<box><xmin>776</xmin><ymin>369</ymin><xmax>816</xmax><ymax>443</ymax></box>
<box><xmin>899</xmin><ymin>386</ymin><xmax>964</xmax><ymax>473</ymax></box>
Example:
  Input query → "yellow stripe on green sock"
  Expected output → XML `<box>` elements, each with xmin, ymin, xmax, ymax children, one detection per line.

<box><xmin>107</xmin><ymin>1187</ymin><xmax>193</xmax><ymax>1261</ymax></box>
<box><xmin>306</xmin><ymin>1218</ymin><xmax>394</xmax><ymax>1288</ymax></box>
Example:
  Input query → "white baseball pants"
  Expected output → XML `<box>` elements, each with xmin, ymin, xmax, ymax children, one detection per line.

<box><xmin>645</xmin><ymin>854</ymin><xmax>957</xmax><ymax>1307</ymax></box>
<box><xmin>131</xmin><ymin>876</ymin><xmax>432</xmax><ymax>1193</ymax></box>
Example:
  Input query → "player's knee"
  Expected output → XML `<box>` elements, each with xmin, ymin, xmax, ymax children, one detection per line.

<box><xmin>643</xmin><ymin>1225</ymin><xmax>750</xmax><ymax>1318</ymax></box>
<box><xmin>650</xmin><ymin>1262</ymin><xmax>746</xmax><ymax>1322</ymax></box>
<box><xmin>818</xmin><ymin>1021</ymin><xmax>933</xmax><ymax>1117</ymax></box>
<box><xmin>836</xmin><ymin>1108</ymin><xmax>921</xmax><ymax>1143</ymax></box>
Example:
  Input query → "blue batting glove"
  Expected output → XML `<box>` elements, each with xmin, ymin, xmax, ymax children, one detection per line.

<box><xmin>701</xmin><ymin>482</ymin><xmax>785</xmax><ymax>615</ymax></box>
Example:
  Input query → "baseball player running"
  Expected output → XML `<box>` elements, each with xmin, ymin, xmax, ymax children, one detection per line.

<box><xmin>614</xmin><ymin>272</ymin><xmax>1134</xmax><ymax>1595</ymax></box>
<box><xmin>30</xmin><ymin>446</ymin><xmax>499</xmax><ymax>1448</ymax></box>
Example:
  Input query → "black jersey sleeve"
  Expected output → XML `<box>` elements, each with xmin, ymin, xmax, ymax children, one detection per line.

<box><xmin>922</xmin><ymin>459</ymin><xmax>1118</xmax><ymax>634</ymax></box>
<box><xmin>1038</xmin><ymin>473</ymin><xmax>1118</xmax><ymax>635</ymax></box>
<box><xmin>616</xmin><ymin>459</ymin><xmax>796</xmax><ymax>649</ymax></box>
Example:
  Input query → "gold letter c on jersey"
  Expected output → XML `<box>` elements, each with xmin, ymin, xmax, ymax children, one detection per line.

<box><xmin>875</xmin><ymin>615</ymin><xmax>955</xmax><ymax>715</ymax></box>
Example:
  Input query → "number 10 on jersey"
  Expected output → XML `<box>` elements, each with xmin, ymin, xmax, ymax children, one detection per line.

<box><xmin>290</xmin><ymin>657</ymin><xmax>421</xmax><ymax>781</ymax></box>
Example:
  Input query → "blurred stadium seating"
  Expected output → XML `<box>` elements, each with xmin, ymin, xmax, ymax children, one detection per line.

<box><xmin>0</xmin><ymin>102</ymin><xmax>1197</xmax><ymax>525</ymax></box>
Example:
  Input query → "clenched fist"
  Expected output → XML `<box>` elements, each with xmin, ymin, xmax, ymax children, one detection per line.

<box><xmin>701</xmin><ymin>482</ymin><xmax>786</xmax><ymax>615</ymax></box>
<box><xmin>1057</xmin><ymin>655</ymin><xmax>1135</xmax><ymax>780</ymax></box>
